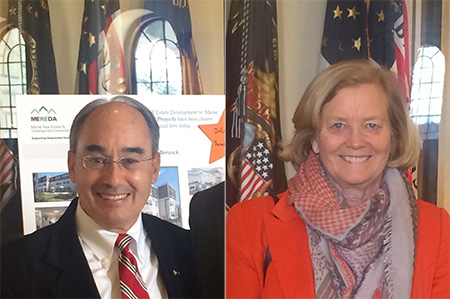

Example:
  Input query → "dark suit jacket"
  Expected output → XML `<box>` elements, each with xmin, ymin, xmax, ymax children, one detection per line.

<box><xmin>189</xmin><ymin>182</ymin><xmax>224</xmax><ymax>299</ymax></box>
<box><xmin>1</xmin><ymin>198</ymin><xmax>198</xmax><ymax>298</ymax></box>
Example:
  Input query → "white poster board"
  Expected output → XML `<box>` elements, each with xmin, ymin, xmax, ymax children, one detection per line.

<box><xmin>16</xmin><ymin>95</ymin><xmax>225</xmax><ymax>234</ymax></box>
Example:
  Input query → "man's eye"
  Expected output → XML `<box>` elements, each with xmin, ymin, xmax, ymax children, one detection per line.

<box><xmin>91</xmin><ymin>157</ymin><xmax>108</xmax><ymax>164</ymax></box>
<box><xmin>367</xmin><ymin>123</ymin><xmax>378</xmax><ymax>129</ymax></box>
<box><xmin>122</xmin><ymin>158</ymin><xmax>139</xmax><ymax>165</ymax></box>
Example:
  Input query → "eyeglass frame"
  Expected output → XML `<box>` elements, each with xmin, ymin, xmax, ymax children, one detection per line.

<box><xmin>82</xmin><ymin>154</ymin><xmax>156</xmax><ymax>171</ymax></box>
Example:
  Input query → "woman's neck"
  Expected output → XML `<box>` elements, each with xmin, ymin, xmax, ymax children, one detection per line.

<box><xmin>327</xmin><ymin>174</ymin><xmax>383</xmax><ymax>208</ymax></box>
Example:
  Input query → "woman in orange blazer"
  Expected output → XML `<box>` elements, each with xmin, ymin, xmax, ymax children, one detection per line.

<box><xmin>226</xmin><ymin>61</ymin><xmax>450</xmax><ymax>298</ymax></box>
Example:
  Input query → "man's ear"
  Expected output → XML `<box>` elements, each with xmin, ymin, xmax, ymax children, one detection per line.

<box><xmin>68</xmin><ymin>150</ymin><xmax>77</xmax><ymax>183</ymax></box>
<box><xmin>151</xmin><ymin>152</ymin><xmax>161</xmax><ymax>184</ymax></box>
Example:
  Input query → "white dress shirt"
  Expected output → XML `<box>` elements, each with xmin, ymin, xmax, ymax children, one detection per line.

<box><xmin>76</xmin><ymin>203</ymin><xmax>168</xmax><ymax>299</ymax></box>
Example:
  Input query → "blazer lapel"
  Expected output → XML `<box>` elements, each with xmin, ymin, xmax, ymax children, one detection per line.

<box><xmin>45</xmin><ymin>199</ymin><xmax>100</xmax><ymax>298</ymax></box>
<box><xmin>264</xmin><ymin>194</ymin><xmax>316</xmax><ymax>298</ymax></box>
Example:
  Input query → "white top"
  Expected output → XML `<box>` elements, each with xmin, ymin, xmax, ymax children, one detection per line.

<box><xmin>76</xmin><ymin>203</ymin><xmax>168</xmax><ymax>299</ymax></box>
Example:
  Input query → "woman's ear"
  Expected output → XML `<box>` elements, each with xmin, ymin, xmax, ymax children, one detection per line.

<box><xmin>311</xmin><ymin>138</ymin><xmax>320</xmax><ymax>154</ymax></box>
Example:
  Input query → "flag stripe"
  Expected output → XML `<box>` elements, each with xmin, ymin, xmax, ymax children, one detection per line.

<box><xmin>0</xmin><ymin>140</ymin><xmax>14</xmax><ymax>185</ymax></box>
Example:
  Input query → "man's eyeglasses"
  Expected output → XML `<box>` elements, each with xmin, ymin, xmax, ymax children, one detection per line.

<box><xmin>82</xmin><ymin>155</ymin><xmax>154</xmax><ymax>171</ymax></box>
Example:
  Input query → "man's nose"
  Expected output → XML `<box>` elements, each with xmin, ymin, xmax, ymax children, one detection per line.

<box><xmin>101</xmin><ymin>161</ymin><xmax>125</xmax><ymax>186</ymax></box>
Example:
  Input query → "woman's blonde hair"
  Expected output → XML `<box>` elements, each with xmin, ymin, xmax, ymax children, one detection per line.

<box><xmin>280</xmin><ymin>60</ymin><xmax>420</xmax><ymax>171</ymax></box>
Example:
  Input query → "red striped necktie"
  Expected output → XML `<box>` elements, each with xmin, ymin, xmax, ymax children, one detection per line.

<box><xmin>115</xmin><ymin>234</ymin><xmax>149</xmax><ymax>299</ymax></box>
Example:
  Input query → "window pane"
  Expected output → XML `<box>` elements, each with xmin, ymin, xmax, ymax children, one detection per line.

<box><xmin>151</xmin><ymin>41</ymin><xmax>169</xmax><ymax>81</ymax></box>
<box><xmin>137</xmin><ymin>82</ymin><xmax>152</xmax><ymax>95</ymax></box>
<box><xmin>164</xmin><ymin>20</ymin><xmax>177</xmax><ymax>41</ymax></box>
<box><xmin>152</xmin><ymin>82</ymin><xmax>168</xmax><ymax>95</ymax></box>
<box><xmin>144</xmin><ymin>20</ymin><xmax>164</xmax><ymax>41</ymax></box>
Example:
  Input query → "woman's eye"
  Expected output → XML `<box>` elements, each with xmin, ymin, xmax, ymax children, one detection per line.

<box><xmin>332</xmin><ymin>123</ymin><xmax>344</xmax><ymax>129</ymax></box>
<box><xmin>367</xmin><ymin>123</ymin><xmax>378</xmax><ymax>129</ymax></box>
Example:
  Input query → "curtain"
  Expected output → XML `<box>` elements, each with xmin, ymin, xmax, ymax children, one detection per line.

<box><xmin>437</xmin><ymin>0</ymin><xmax>449</xmax><ymax>212</ymax></box>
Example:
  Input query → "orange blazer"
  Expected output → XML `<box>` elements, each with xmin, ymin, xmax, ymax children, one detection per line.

<box><xmin>226</xmin><ymin>191</ymin><xmax>450</xmax><ymax>298</ymax></box>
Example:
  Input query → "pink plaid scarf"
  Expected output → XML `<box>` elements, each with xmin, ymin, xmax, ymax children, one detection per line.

<box><xmin>288</xmin><ymin>153</ymin><xmax>373</xmax><ymax>241</ymax></box>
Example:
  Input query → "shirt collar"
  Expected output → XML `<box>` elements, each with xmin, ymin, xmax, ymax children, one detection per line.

<box><xmin>75</xmin><ymin>202</ymin><xmax>147</xmax><ymax>265</ymax></box>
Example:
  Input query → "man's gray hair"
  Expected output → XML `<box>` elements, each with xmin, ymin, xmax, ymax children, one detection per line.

<box><xmin>69</xmin><ymin>95</ymin><xmax>160</xmax><ymax>155</ymax></box>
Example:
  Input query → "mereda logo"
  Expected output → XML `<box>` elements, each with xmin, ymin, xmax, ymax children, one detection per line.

<box><xmin>31</xmin><ymin>106</ymin><xmax>57</xmax><ymax>121</ymax></box>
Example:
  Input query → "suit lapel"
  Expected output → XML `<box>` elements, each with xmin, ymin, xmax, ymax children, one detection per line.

<box><xmin>264</xmin><ymin>194</ymin><xmax>316</xmax><ymax>298</ymax></box>
<box><xmin>45</xmin><ymin>199</ymin><xmax>100</xmax><ymax>298</ymax></box>
<box><xmin>142</xmin><ymin>215</ymin><xmax>187</xmax><ymax>298</ymax></box>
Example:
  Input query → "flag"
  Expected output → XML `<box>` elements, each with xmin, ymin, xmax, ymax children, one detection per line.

<box><xmin>144</xmin><ymin>0</ymin><xmax>203</xmax><ymax>94</ymax></box>
<box><xmin>0</xmin><ymin>139</ymin><xmax>16</xmax><ymax>212</ymax></box>
<box><xmin>7</xmin><ymin>0</ymin><xmax>59</xmax><ymax>94</ymax></box>
<box><xmin>77</xmin><ymin>0</ymin><xmax>127</xmax><ymax>94</ymax></box>
<box><xmin>321</xmin><ymin>0</ymin><xmax>410</xmax><ymax>100</ymax></box>
<box><xmin>226</xmin><ymin>0</ymin><xmax>287</xmax><ymax>207</ymax></box>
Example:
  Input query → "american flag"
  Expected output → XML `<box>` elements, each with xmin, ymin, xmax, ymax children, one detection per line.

<box><xmin>77</xmin><ymin>0</ymin><xmax>126</xmax><ymax>94</ymax></box>
<box><xmin>321</xmin><ymin>0</ymin><xmax>410</xmax><ymax>100</ymax></box>
<box><xmin>0</xmin><ymin>139</ymin><xmax>14</xmax><ymax>185</ymax></box>
<box><xmin>241</xmin><ymin>138</ymin><xmax>274</xmax><ymax>201</ymax></box>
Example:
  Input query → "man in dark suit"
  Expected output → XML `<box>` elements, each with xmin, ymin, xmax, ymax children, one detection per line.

<box><xmin>1</xmin><ymin>96</ymin><xmax>197</xmax><ymax>298</ymax></box>
<box><xmin>189</xmin><ymin>182</ymin><xmax>225</xmax><ymax>298</ymax></box>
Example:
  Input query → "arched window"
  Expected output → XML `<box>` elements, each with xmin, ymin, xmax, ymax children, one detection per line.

<box><xmin>131</xmin><ymin>17</ymin><xmax>182</xmax><ymax>95</ymax></box>
<box><xmin>0</xmin><ymin>26</ymin><xmax>26</xmax><ymax>138</ymax></box>
<box><xmin>409</xmin><ymin>46</ymin><xmax>445</xmax><ymax>140</ymax></box>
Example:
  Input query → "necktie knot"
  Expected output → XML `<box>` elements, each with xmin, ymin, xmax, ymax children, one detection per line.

<box><xmin>116</xmin><ymin>234</ymin><xmax>132</xmax><ymax>252</ymax></box>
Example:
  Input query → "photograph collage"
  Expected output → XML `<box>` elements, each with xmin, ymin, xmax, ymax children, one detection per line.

<box><xmin>0</xmin><ymin>0</ymin><xmax>449</xmax><ymax>298</ymax></box>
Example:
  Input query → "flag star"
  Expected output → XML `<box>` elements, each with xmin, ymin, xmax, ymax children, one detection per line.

<box><xmin>256</xmin><ymin>159</ymin><xmax>262</xmax><ymax>165</ymax></box>
<box><xmin>27</xmin><ymin>4</ymin><xmax>33</xmax><ymax>14</ymax></box>
<box><xmin>377</xmin><ymin>10</ymin><xmax>385</xmax><ymax>22</ymax></box>
<box><xmin>257</xmin><ymin>142</ymin><xmax>264</xmax><ymax>149</ymax></box>
<box><xmin>333</xmin><ymin>5</ymin><xmax>343</xmax><ymax>19</ymax></box>
<box><xmin>256</xmin><ymin>166</ymin><xmax>262</xmax><ymax>172</ymax></box>
<box><xmin>347</xmin><ymin>6</ymin><xmax>360</xmax><ymax>20</ymax></box>
<box><xmin>322</xmin><ymin>36</ymin><xmax>329</xmax><ymax>48</ymax></box>
<box><xmin>268</xmin><ymin>163</ymin><xmax>273</xmax><ymax>169</ymax></box>
<box><xmin>40</xmin><ymin>0</ymin><xmax>49</xmax><ymax>11</ymax></box>
<box><xmin>262</xmin><ymin>172</ymin><xmax>268</xmax><ymax>178</ymax></box>
<box><xmin>79</xmin><ymin>62</ymin><xmax>87</xmax><ymax>74</ymax></box>
<box><xmin>263</xmin><ymin>157</ymin><xmax>269</xmax><ymax>163</ymax></box>
<box><xmin>257</xmin><ymin>152</ymin><xmax>263</xmax><ymax>158</ymax></box>
<box><xmin>88</xmin><ymin>32</ymin><xmax>96</xmax><ymax>47</ymax></box>
<box><xmin>352</xmin><ymin>37</ymin><xmax>362</xmax><ymax>51</ymax></box>
<box><xmin>263</xmin><ymin>149</ymin><xmax>270</xmax><ymax>155</ymax></box>
<box><xmin>246</xmin><ymin>152</ymin><xmax>252</xmax><ymax>159</ymax></box>
<box><xmin>390</xmin><ymin>1</ymin><xmax>400</xmax><ymax>12</ymax></box>
<box><xmin>9</xmin><ymin>7</ymin><xmax>16</xmax><ymax>15</ymax></box>
<box><xmin>253</xmin><ymin>146</ymin><xmax>257</xmax><ymax>151</ymax></box>
<box><xmin>262</xmin><ymin>165</ymin><xmax>268</xmax><ymax>171</ymax></box>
